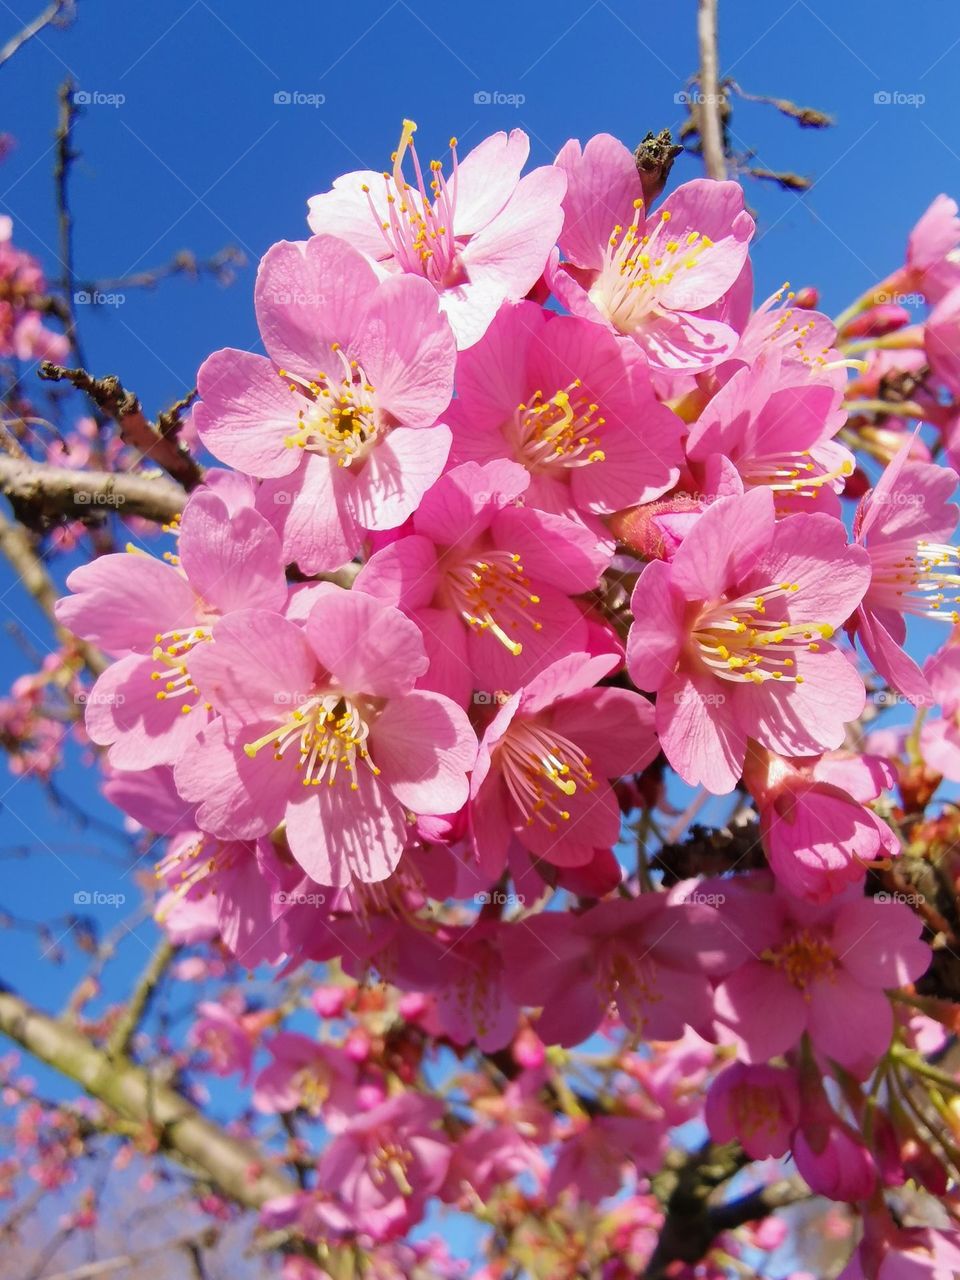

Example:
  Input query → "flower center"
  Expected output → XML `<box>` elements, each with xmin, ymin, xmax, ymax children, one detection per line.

<box><xmin>591</xmin><ymin>202</ymin><xmax>714</xmax><ymax>334</ymax></box>
<box><xmin>496</xmin><ymin>718</ymin><xmax>595</xmax><ymax>832</ymax></box>
<box><xmin>150</xmin><ymin>626</ymin><xmax>212</xmax><ymax>714</ymax></box>
<box><xmin>371</xmin><ymin>1141</ymin><xmax>414</xmax><ymax>1195</ymax></box>
<box><xmin>600</xmin><ymin>942</ymin><xmax>664</xmax><ymax>1025</ymax></box>
<box><xmin>293</xmin><ymin>1063</ymin><xmax>331</xmax><ymax>1114</ymax></box>
<box><xmin>764</xmin><ymin>928</ymin><xmax>837</xmax><ymax>993</ymax></box>
<box><xmin>692</xmin><ymin>583</ymin><xmax>834</xmax><ymax>685</ymax></box>
<box><xmin>443</xmin><ymin>550</ymin><xmax>542</xmax><ymax>655</ymax></box>
<box><xmin>362</xmin><ymin>119</ymin><xmax>465</xmax><ymax>287</ymax></box>
<box><xmin>732</xmin><ymin>1086</ymin><xmax>786</xmax><ymax>1139</ymax></box>
<box><xmin>278</xmin><ymin>344</ymin><xmax>379</xmax><ymax>466</ymax></box>
<box><xmin>867</xmin><ymin>540</ymin><xmax>960</xmax><ymax>622</ymax></box>
<box><xmin>509</xmin><ymin>381</ymin><xmax>606</xmax><ymax>473</ymax></box>
<box><xmin>243</xmin><ymin>693</ymin><xmax>381</xmax><ymax>790</ymax></box>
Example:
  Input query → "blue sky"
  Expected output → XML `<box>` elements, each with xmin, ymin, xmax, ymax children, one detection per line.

<box><xmin>0</xmin><ymin>0</ymin><xmax>959</xmax><ymax>1267</ymax></box>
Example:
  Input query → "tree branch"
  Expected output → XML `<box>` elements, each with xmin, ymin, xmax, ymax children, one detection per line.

<box><xmin>0</xmin><ymin>987</ymin><xmax>300</xmax><ymax>1214</ymax></box>
<box><xmin>105</xmin><ymin>938</ymin><xmax>177</xmax><ymax>1059</ymax></box>
<box><xmin>38</xmin><ymin>363</ymin><xmax>203</xmax><ymax>490</ymax></box>
<box><xmin>0</xmin><ymin>0</ymin><xmax>73</xmax><ymax>70</ymax></box>
<box><xmin>696</xmin><ymin>0</ymin><xmax>726</xmax><ymax>179</ymax></box>
<box><xmin>0</xmin><ymin>454</ymin><xmax>186</xmax><ymax>525</ymax></box>
<box><xmin>0</xmin><ymin>506</ymin><xmax>106</xmax><ymax>674</ymax></box>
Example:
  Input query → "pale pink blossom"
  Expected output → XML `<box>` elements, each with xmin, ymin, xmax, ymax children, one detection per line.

<box><xmin>307</xmin><ymin>122</ymin><xmax>566</xmax><ymax>348</ymax></box>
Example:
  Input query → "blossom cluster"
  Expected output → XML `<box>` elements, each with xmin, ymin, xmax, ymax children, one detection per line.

<box><xmin>51</xmin><ymin>123</ymin><xmax>960</xmax><ymax>1267</ymax></box>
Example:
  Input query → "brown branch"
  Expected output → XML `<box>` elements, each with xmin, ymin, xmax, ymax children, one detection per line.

<box><xmin>105</xmin><ymin>938</ymin><xmax>177</xmax><ymax>1059</ymax></box>
<box><xmin>0</xmin><ymin>0</ymin><xmax>73</xmax><ymax>69</ymax></box>
<box><xmin>0</xmin><ymin>987</ymin><xmax>308</xmax><ymax>1220</ymax></box>
<box><xmin>0</xmin><ymin>506</ymin><xmax>106</xmax><ymax>674</ymax></box>
<box><xmin>54</xmin><ymin>77</ymin><xmax>84</xmax><ymax>367</ymax></box>
<box><xmin>695</xmin><ymin>0</ymin><xmax>726</xmax><ymax>179</ymax></box>
<box><xmin>35</xmin><ymin>1229</ymin><xmax>220</xmax><ymax>1280</ymax></box>
<box><xmin>0</xmin><ymin>454</ymin><xmax>186</xmax><ymax>525</ymax></box>
<box><xmin>644</xmin><ymin>1143</ymin><xmax>809</xmax><ymax>1277</ymax></box>
<box><xmin>38</xmin><ymin>363</ymin><xmax>203</xmax><ymax>490</ymax></box>
<box><xmin>78</xmin><ymin>246</ymin><xmax>246</xmax><ymax>296</ymax></box>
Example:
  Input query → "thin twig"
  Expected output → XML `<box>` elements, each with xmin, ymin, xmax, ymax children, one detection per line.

<box><xmin>38</xmin><ymin>363</ymin><xmax>203</xmax><ymax>490</ymax></box>
<box><xmin>53</xmin><ymin>77</ymin><xmax>85</xmax><ymax>367</ymax></box>
<box><xmin>106</xmin><ymin>938</ymin><xmax>177</xmax><ymax>1059</ymax></box>
<box><xmin>0</xmin><ymin>506</ymin><xmax>106</xmax><ymax>674</ymax></box>
<box><xmin>0</xmin><ymin>0</ymin><xmax>73</xmax><ymax>70</ymax></box>
<box><xmin>696</xmin><ymin>0</ymin><xmax>726</xmax><ymax>179</ymax></box>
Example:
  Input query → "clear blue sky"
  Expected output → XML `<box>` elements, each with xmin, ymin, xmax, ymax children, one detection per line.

<box><xmin>0</xmin><ymin>4</ymin><xmax>958</xmax><ymax>1263</ymax></box>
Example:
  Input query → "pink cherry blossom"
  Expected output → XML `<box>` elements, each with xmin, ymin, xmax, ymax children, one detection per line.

<box><xmin>713</xmin><ymin>877</ymin><xmax>929</xmax><ymax>1074</ymax></box>
<box><xmin>315</xmin><ymin>1093</ymin><xmax>451</xmax><ymax>1241</ymax></box>
<box><xmin>905</xmin><ymin>194</ymin><xmax>960</xmax><ymax>303</ymax></box>
<box><xmin>174</xmin><ymin>585</ymin><xmax>477</xmax><ymax>887</ymax></box>
<box><xmin>547</xmin><ymin>1114</ymin><xmax>665</xmax><ymax>1202</ymax></box>
<box><xmin>356</xmin><ymin>460</ymin><xmax>611</xmax><ymax>707</ymax></box>
<box><xmin>55</xmin><ymin>489</ymin><xmax>286</xmax><ymax>769</ymax></box>
<box><xmin>501</xmin><ymin>893</ymin><xmax>737</xmax><ymax>1047</ymax></box>
<box><xmin>626</xmin><ymin>487</ymin><xmax>871</xmax><ymax>793</ymax></box>
<box><xmin>705</xmin><ymin>1062</ymin><xmax>800</xmax><ymax>1159</ymax></box>
<box><xmin>744</xmin><ymin>745</ymin><xmax>899</xmax><ymax>903</ymax></box>
<box><xmin>469</xmin><ymin>651</ymin><xmax>658</xmax><ymax>874</ymax></box>
<box><xmin>447</xmin><ymin>300</ymin><xmax>683</xmax><ymax>522</ymax></box>
<box><xmin>684</xmin><ymin>347</ymin><xmax>853</xmax><ymax>514</ymax></box>
<box><xmin>549</xmin><ymin>133</ymin><xmax>754</xmax><ymax>371</ymax></box>
<box><xmin>253</xmin><ymin>1032</ymin><xmax>356</xmax><ymax>1128</ymax></box>
<box><xmin>195</xmin><ymin>233</ymin><xmax>456</xmax><ymax>572</ymax></box>
<box><xmin>306</xmin><ymin>122</ymin><xmax>566</xmax><ymax>348</ymax></box>
<box><xmin>853</xmin><ymin>436</ymin><xmax>960</xmax><ymax>702</ymax></box>
<box><xmin>920</xmin><ymin>644</ymin><xmax>960</xmax><ymax>780</ymax></box>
